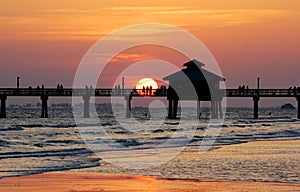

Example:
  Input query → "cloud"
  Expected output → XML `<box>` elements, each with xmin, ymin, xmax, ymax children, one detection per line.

<box><xmin>40</xmin><ymin>9</ymin><xmax>97</xmax><ymax>15</ymax></box>
<box><xmin>0</xmin><ymin>16</ymin><xmax>41</xmax><ymax>25</ymax></box>
<box><xmin>110</xmin><ymin>53</ymin><xmax>154</xmax><ymax>63</ymax></box>
<box><xmin>108</xmin><ymin>6</ymin><xmax>182</xmax><ymax>11</ymax></box>
<box><xmin>106</xmin><ymin>6</ymin><xmax>297</xmax><ymax>27</ymax></box>
<box><xmin>152</xmin><ymin>9</ymin><xmax>296</xmax><ymax>27</ymax></box>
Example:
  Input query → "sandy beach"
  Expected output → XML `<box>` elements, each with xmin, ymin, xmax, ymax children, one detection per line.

<box><xmin>1</xmin><ymin>139</ymin><xmax>300</xmax><ymax>192</ymax></box>
<box><xmin>1</xmin><ymin>172</ymin><xmax>300</xmax><ymax>192</ymax></box>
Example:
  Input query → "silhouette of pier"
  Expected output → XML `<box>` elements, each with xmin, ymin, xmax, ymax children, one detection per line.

<box><xmin>0</xmin><ymin>60</ymin><xmax>299</xmax><ymax>119</ymax></box>
<box><xmin>0</xmin><ymin>87</ymin><xmax>299</xmax><ymax>119</ymax></box>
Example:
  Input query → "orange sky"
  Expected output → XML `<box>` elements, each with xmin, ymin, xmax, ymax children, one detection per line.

<box><xmin>0</xmin><ymin>0</ymin><xmax>300</xmax><ymax>106</ymax></box>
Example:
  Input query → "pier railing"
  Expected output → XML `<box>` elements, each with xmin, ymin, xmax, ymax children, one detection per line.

<box><xmin>0</xmin><ymin>88</ymin><xmax>168</xmax><ymax>97</ymax></box>
<box><xmin>0</xmin><ymin>88</ymin><xmax>299</xmax><ymax>98</ymax></box>
<box><xmin>225</xmin><ymin>89</ymin><xmax>300</xmax><ymax>97</ymax></box>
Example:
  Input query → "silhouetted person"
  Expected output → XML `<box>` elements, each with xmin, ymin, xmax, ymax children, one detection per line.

<box><xmin>159</xmin><ymin>85</ymin><xmax>164</xmax><ymax>95</ymax></box>
<box><xmin>154</xmin><ymin>87</ymin><xmax>160</xmax><ymax>95</ymax></box>
<box><xmin>117</xmin><ymin>85</ymin><xmax>121</xmax><ymax>95</ymax></box>
<box><xmin>90</xmin><ymin>85</ymin><xmax>93</xmax><ymax>94</ymax></box>
<box><xmin>149</xmin><ymin>86</ymin><xmax>152</xmax><ymax>95</ymax></box>
<box><xmin>114</xmin><ymin>85</ymin><xmax>118</xmax><ymax>95</ymax></box>
<box><xmin>29</xmin><ymin>86</ymin><xmax>33</xmax><ymax>95</ymax></box>
<box><xmin>36</xmin><ymin>86</ymin><xmax>40</xmax><ymax>94</ymax></box>
<box><xmin>146</xmin><ymin>86</ymin><xmax>149</xmax><ymax>96</ymax></box>
<box><xmin>288</xmin><ymin>87</ymin><xmax>292</xmax><ymax>95</ymax></box>
<box><xmin>142</xmin><ymin>86</ymin><xmax>145</xmax><ymax>95</ymax></box>
<box><xmin>57</xmin><ymin>84</ymin><xmax>60</xmax><ymax>93</ymax></box>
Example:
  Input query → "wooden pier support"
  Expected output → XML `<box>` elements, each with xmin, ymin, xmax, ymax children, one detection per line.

<box><xmin>168</xmin><ymin>99</ymin><xmax>173</xmax><ymax>119</ymax></box>
<box><xmin>83</xmin><ymin>95</ymin><xmax>90</xmax><ymax>118</ymax></box>
<box><xmin>211</xmin><ymin>100</ymin><xmax>216</xmax><ymax>119</ymax></box>
<box><xmin>218</xmin><ymin>100</ymin><xmax>223</xmax><ymax>119</ymax></box>
<box><xmin>125</xmin><ymin>94</ymin><xmax>132</xmax><ymax>118</ymax></box>
<box><xmin>41</xmin><ymin>95</ymin><xmax>48</xmax><ymax>118</ymax></box>
<box><xmin>0</xmin><ymin>95</ymin><xmax>7</xmax><ymax>118</ymax></box>
<box><xmin>253</xmin><ymin>96</ymin><xmax>260</xmax><ymax>119</ymax></box>
<box><xmin>173</xmin><ymin>99</ymin><xmax>178</xmax><ymax>119</ymax></box>
<box><xmin>197</xmin><ymin>100</ymin><xmax>200</xmax><ymax>119</ymax></box>
<box><xmin>210</xmin><ymin>99</ymin><xmax>223</xmax><ymax>119</ymax></box>
<box><xmin>168</xmin><ymin>99</ymin><xmax>179</xmax><ymax>119</ymax></box>
<box><xmin>297</xmin><ymin>97</ymin><xmax>300</xmax><ymax>119</ymax></box>
<box><xmin>82</xmin><ymin>86</ymin><xmax>91</xmax><ymax>118</ymax></box>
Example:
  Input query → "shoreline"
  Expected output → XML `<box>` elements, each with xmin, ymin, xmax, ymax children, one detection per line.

<box><xmin>1</xmin><ymin>139</ymin><xmax>300</xmax><ymax>191</ymax></box>
<box><xmin>1</xmin><ymin>172</ymin><xmax>300</xmax><ymax>192</ymax></box>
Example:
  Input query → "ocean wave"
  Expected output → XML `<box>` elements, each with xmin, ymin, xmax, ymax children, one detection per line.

<box><xmin>0</xmin><ymin>126</ymin><xmax>24</xmax><ymax>131</ymax></box>
<box><xmin>115</xmin><ymin>139</ymin><xmax>141</xmax><ymax>147</ymax></box>
<box><xmin>0</xmin><ymin>148</ymin><xmax>92</xmax><ymax>160</ymax></box>
<box><xmin>237</xmin><ymin>118</ymin><xmax>298</xmax><ymax>124</ymax></box>
<box><xmin>0</xmin><ymin>139</ymin><xmax>11</xmax><ymax>147</ymax></box>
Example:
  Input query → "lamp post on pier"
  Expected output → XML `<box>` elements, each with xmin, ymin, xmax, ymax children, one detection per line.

<box><xmin>17</xmin><ymin>77</ymin><xmax>20</xmax><ymax>90</ymax></box>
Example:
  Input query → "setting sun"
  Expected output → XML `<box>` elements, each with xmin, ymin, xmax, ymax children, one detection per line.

<box><xmin>135</xmin><ymin>78</ymin><xmax>158</xmax><ymax>96</ymax></box>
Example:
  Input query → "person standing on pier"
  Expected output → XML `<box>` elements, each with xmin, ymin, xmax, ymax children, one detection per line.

<box><xmin>149</xmin><ymin>86</ymin><xmax>152</xmax><ymax>96</ymax></box>
<box><xmin>60</xmin><ymin>84</ymin><xmax>63</xmax><ymax>94</ymax></box>
<box><xmin>117</xmin><ymin>85</ymin><xmax>121</xmax><ymax>95</ymax></box>
<box><xmin>29</xmin><ymin>86</ymin><xmax>33</xmax><ymax>95</ymax></box>
<box><xmin>41</xmin><ymin>85</ymin><xmax>45</xmax><ymax>95</ymax></box>
<box><xmin>36</xmin><ymin>86</ymin><xmax>40</xmax><ymax>94</ymax></box>
<box><xmin>57</xmin><ymin>84</ymin><xmax>60</xmax><ymax>93</ymax></box>
<box><xmin>142</xmin><ymin>86</ymin><xmax>145</xmax><ymax>96</ymax></box>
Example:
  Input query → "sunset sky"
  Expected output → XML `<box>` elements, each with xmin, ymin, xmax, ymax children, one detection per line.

<box><xmin>1</xmin><ymin>0</ymin><xmax>299</xmax><ymax>106</ymax></box>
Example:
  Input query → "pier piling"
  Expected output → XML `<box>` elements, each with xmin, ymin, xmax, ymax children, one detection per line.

<box><xmin>253</xmin><ymin>96</ymin><xmax>260</xmax><ymax>119</ymax></box>
<box><xmin>0</xmin><ymin>95</ymin><xmax>7</xmax><ymax>118</ymax></box>
<box><xmin>83</xmin><ymin>95</ymin><xmax>90</xmax><ymax>118</ymax></box>
<box><xmin>297</xmin><ymin>97</ymin><xmax>300</xmax><ymax>119</ymax></box>
<box><xmin>168</xmin><ymin>99</ymin><xmax>173</xmax><ymax>119</ymax></box>
<box><xmin>197</xmin><ymin>100</ymin><xmax>200</xmax><ymax>119</ymax></box>
<box><xmin>218</xmin><ymin>101</ymin><xmax>223</xmax><ymax>119</ymax></box>
<box><xmin>125</xmin><ymin>94</ymin><xmax>132</xmax><ymax>118</ymax></box>
<box><xmin>168</xmin><ymin>99</ymin><xmax>178</xmax><ymax>119</ymax></box>
<box><xmin>211</xmin><ymin>100</ymin><xmax>221</xmax><ymax>119</ymax></box>
<box><xmin>173</xmin><ymin>99</ymin><xmax>178</xmax><ymax>119</ymax></box>
<box><xmin>211</xmin><ymin>101</ymin><xmax>216</xmax><ymax>119</ymax></box>
<box><xmin>41</xmin><ymin>95</ymin><xmax>48</xmax><ymax>118</ymax></box>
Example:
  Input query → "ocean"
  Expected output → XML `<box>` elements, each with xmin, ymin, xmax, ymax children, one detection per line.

<box><xmin>0</xmin><ymin>107</ymin><xmax>299</xmax><ymax>184</ymax></box>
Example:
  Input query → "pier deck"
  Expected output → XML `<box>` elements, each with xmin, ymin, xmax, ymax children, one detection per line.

<box><xmin>0</xmin><ymin>88</ymin><xmax>299</xmax><ymax>119</ymax></box>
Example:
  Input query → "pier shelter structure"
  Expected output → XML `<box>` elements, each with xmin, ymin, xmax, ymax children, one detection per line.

<box><xmin>163</xmin><ymin>59</ymin><xmax>225</xmax><ymax>119</ymax></box>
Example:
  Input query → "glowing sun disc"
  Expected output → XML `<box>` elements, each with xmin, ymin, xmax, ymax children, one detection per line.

<box><xmin>135</xmin><ymin>78</ymin><xmax>158</xmax><ymax>96</ymax></box>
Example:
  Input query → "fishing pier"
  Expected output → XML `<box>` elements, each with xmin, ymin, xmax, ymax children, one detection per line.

<box><xmin>0</xmin><ymin>87</ymin><xmax>299</xmax><ymax>119</ymax></box>
<box><xmin>0</xmin><ymin>60</ymin><xmax>299</xmax><ymax>119</ymax></box>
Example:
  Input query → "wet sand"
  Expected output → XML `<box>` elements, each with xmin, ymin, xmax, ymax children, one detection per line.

<box><xmin>1</xmin><ymin>172</ymin><xmax>300</xmax><ymax>192</ymax></box>
<box><xmin>1</xmin><ymin>139</ymin><xmax>300</xmax><ymax>192</ymax></box>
